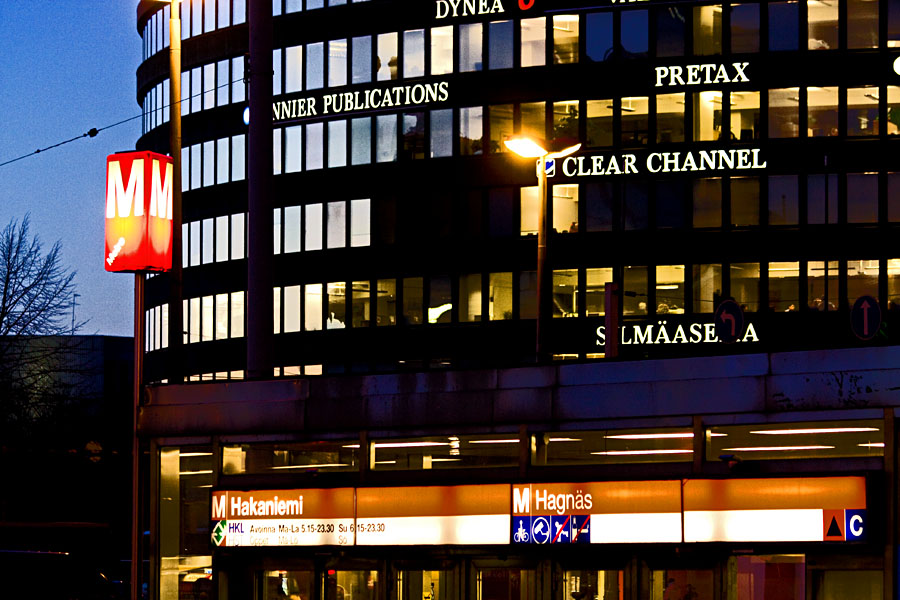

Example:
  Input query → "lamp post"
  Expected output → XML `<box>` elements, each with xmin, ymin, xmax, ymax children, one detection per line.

<box><xmin>504</xmin><ymin>137</ymin><xmax>581</xmax><ymax>361</ymax></box>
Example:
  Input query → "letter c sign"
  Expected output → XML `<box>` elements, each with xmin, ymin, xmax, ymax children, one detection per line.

<box><xmin>845</xmin><ymin>509</ymin><xmax>866</xmax><ymax>541</ymax></box>
<box><xmin>519</xmin><ymin>0</ymin><xmax>535</xmax><ymax>9</ymax></box>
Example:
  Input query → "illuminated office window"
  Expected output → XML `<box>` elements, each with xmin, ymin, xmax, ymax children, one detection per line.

<box><xmin>656</xmin><ymin>265</ymin><xmax>685</xmax><ymax>314</ymax></box>
<box><xmin>808</xmin><ymin>86</ymin><xmax>839</xmax><ymax>136</ymax></box>
<box><xmin>847</xmin><ymin>87</ymin><xmax>880</xmax><ymax>136</ymax></box>
<box><xmin>351</xmin><ymin>281</ymin><xmax>371</xmax><ymax>327</ymax></box>
<box><xmin>306</xmin><ymin>122</ymin><xmax>324</xmax><ymax>170</ymax></box>
<box><xmin>376</xmin><ymin>114</ymin><xmax>398</xmax><ymax>162</ymax></box>
<box><xmin>847</xmin><ymin>173</ymin><xmax>879</xmax><ymax>223</ymax></box>
<box><xmin>273</xmin><ymin>208</ymin><xmax>282</xmax><ymax>255</ymax></box>
<box><xmin>553</xmin><ymin>15</ymin><xmax>579</xmax><ymax>64</ymax></box>
<box><xmin>731</xmin><ymin>3</ymin><xmax>759</xmax><ymax>52</ymax></box>
<box><xmin>285</xmin><ymin>125</ymin><xmax>302</xmax><ymax>173</ymax></box>
<box><xmin>403</xmin><ymin>277</ymin><xmax>424</xmax><ymax>325</ymax></box>
<box><xmin>351</xmin><ymin>117</ymin><xmax>372</xmax><ymax>165</ymax></box>
<box><xmin>189</xmin><ymin>298</ymin><xmax>199</xmax><ymax>343</ymax></box>
<box><xmin>218</xmin><ymin>0</ymin><xmax>230</xmax><ymax>26</ymax></box>
<box><xmin>460</xmin><ymin>23</ymin><xmax>483</xmax><ymax>72</ymax></box>
<box><xmin>460</xmin><ymin>107</ymin><xmax>484</xmax><ymax>155</ymax></box>
<box><xmin>306</xmin><ymin>42</ymin><xmax>324</xmax><ymax>89</ymax></box>
<box><xmin>202</xmin><ymin>218</ymin><xmax>214</xmax><ymax>263</ymax></box>
<box><xmin>693</xmin><ymin>178</ymin><xmax>722</xmax><ymax>228</ymax></box>
<box><xmin>888</xmin><ymin>259</ymin><xmax>900</xmax><ymax>310</ymax></box>
<box><xmin>328</xmin><ymin>39</ymin><xmax>347</xmax><ymax>87</ymax></box>
<box><xmin>769</xmin><ymin>262</ymin><xmax>800</xmax><ymax>311</ymax></box>
<box><xmin>202</xmin><ymin>295</ymin><xmax>213</xmax><ymax>341</ymax></box>
<box><xmin>889</xmin><ymin>86</ymin><xmax>900</xmax><ymax>135</ymax></box>
<box><xmin>305</xmin><ymin>204</ymin><xmax>323</xmax><ymax>251</ymax></box>
<box><xmin>459</xmin><ymin>274</ymin><xmax>482</xmax><ymax>322</ymax></box>
<box><xmin>431</xmin><ymin>109</ymin><xmax>453</xmax><ymax>158</ymax></box>
<box><xmin>328</xmin><ymin>120</ymin><xmax>347</xmax><ymax>168</ymax></box>
<box><xmin>327</xmin><ymin>283</ymin><xmax>346</xmax><ymax>329</ymax></box>
<box><xmin>586</xmin><ymin>100</ymin><xmax>613</xmax><ymax>147</ymax></box>
<box><xmin>808</xmin><ymin>260</ymin><xmax>838</xmax><ymax>310</ymax></box>
<box><xmin>489</xmin><ymin>272</ymin><xmax>513</xmax><ymax>320</ymax></box>
<box><xmin>284</xmin><ymin>205</ymin><xmax>301</xmax><ymax>253</ymax></box>
<box><xmin>553</xmin><ymin>269</ymin><xmax>579</xmax><ymax>318</ymax></box>
<box><xmin>232</xmin><ymin>57</ymin><xmax>246</xmax><ymax>103</ymax></box>
<box><xmin>692</xmin><ymin>264</ymin><xmax>722</xmax><ymax>313</ymax></box>
<box><xmin>586</xmin><ymin>12</ymin><xmax>613</xmax><ymax>61</ymax></box>
<box><xmin>624</xmin><ymin>266</ymin><xmax>648</xmax><ymax>315</ymax></box>
<box><xmin>285</xmin><ymin>45</ymin><xmax>302</xmax><ymax>93</ymax></box>
<box><xmin>731</xmin><ymin>91</ymin><xmax>759</xmax><ymax>140</ymax></box>
<box><xmin>217</xmin><ymin>60</ymin><xmax>229</xmax><ymax>106</ymax></box>
<box><xmin>769</xmin><ymin>1</ymin><xmax>799</xmax><ymax>50</ymax></box>
<box><xmin>621</xmin><ymin>96</ymin><xmax>649</xmax><ymax>146</ymax></box>
<box><xmin>376</xmin><ymin>280</ymin><xmax>396</xmax><ymax>326</ymax></box>
<box><xmin>327</xmin><ymin>201</ymin><xmax>346</xmax><ymax>248</ymax></box>
<box><xmin>731</xmin><ymin>177</ymin><xmax>760</xmax><ymax>226</ymax></box>
<box><xmin>231</xmin><ymin>213</ymin><xmax>245</xmax><ymax>260</ymax></box>
<box><xmin>402</xmin><ymin>112</ymin><xmax>426</xmax><ymax>159</ymax></box>
<box><xmin>377</xmin><ymin>33</ymin><xmax>398</xmax><ymax>80</ymax></box>
<box><xmin>352</xmin><ymin>35</ymin><xmax>372</xmax><ymax>84</ymax></box>
<box><xmin>657</xmin><ymin>93</ymin><xmax>685</xmax><ymax>143</ymax></box>
<box><xmin>489</xmin><ymin>20</ymin><xmax>514</xmax><ymax>69</ymax></box>
<box><xmin>553</xmin><ymin>100</ymin><xmax>579</xmax><ymax>141</ymax></box>
<box><xmin>808</xmin><ymin>0</ymin><xmax>839</xmax><ymax>49</ymax></box>
<box><xmin>520</xmin><ymin>101</ymin><xmax>545</xmax><ymax>140</ymax></box>
<box><xmin>232</xmin><ymin>134</ymin><xmax>245</xmax><ymax>181</ymax></box>
<box><xmin>273</xmin><ymin>129</ymin><xmax>283</xmax><ymax>175</ymax></box>
<box><xmin>521</xmin><ymin>17</ymin><xmax>546</xmax><ymax>67</ymax></box>
<box><xmin>489</xmin><ymin>104</ymin><xmax>514</xmax><ymax>153</ymax></box>
<box><xmin>215</xmin><ymin>294</ymin><xmax>228</xmax><ymax>340</ymax></box>
<box><xmin>693</xmin><ymin>5</ymin><xmax>722</xmax><ymax>55</ymax></box>
<box><xmin>694</xmin><ymin>91</ymin><xmax>722</xmax><ymax>141</ymax></box>
<box><xmin>585</xmin><ymin>268</ymin><xmax>613</xmax><ymax>315</ymax></box>
<box><xmin>431</xmin><ymin>26</ymin><xmax>453</xmax><ymax>75</ymax></box>
<box><xmin>305</xmin><ymin>284</ymin><xmax>323</xmax><ymax>331</ymax></box>
<box><xmin>848</xmin><ymin>0</ymin><xmax>879</xmax><ymax>48</ymax></box>
<box><xmin>404</xmin><ymin>29</ymin><xmax>425</xmax><ymax>78</ymax></box>
<box><xmin>216</xmin><ymin>137</ymin><xmax>229</xmax><ymax>183</ymax></box>
<box><xmin>768</xmin><ymin>88</ymin><xmax>800</xmax><ymax>138</ymax></box>
<box><xmin>768</xmin><ymin>175</ymin><xmax>799</xmax><ymax>225</ymax></box>
<box><xmin>429</xmin><ymin>278</ymin><xmax>453</xmax><ymax>324</ymax></box>
<box><xmin>520</xmin><ymin>186</ymin><xmax>539</xmax><ymax>236</ymax></box>
<box><xmin>215</xmin><ymin>215</ymin><xmax>228</xmax><ymax>262</ymax></box>
<box><xmin>350</xmin><ymin>199</ymin><xmax>370</xmax><ymax>247</ymax></box>
<box><xmin>730</xmin><ymin>263</ymin><xmax>759</xmax><ymax>311</ymax></box>
<box><xmin>552</xmin><ymin>184</ymin><xmax>579</xmax><ymax>233</ymax></box>
<box><xmin>190</xmin><ymin>221</ymin><xmax>201</xmax><ymax>266</ymax></box>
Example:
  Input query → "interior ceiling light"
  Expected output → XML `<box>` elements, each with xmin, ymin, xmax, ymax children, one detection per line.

<box><xmin>604</xmin><ymin>432</ymin><xmax>693</xmax><ymax>440</ymax></box>
<box><xmin>372</xmin><ymin>442</ymin><xmax>451</xmax><ymax>448</ymax></box>
<box><xmin>750</xmin><ymin>427</ymin><xmax>878</xmax><ymax>435</ymax></box>
<box><xmin>590</xmin><ymin>449</ymin><xmax>692</xmax><ymax>456</ymax></box>
<box><xmin>548</xmin><ymin>437</ymin><xmax>582</xmax><ymax>442</ymax></box>
<box><xmin>179</xmin><ymin>452</ymin><xmax>213</xmax><ymax>457</ymax></box>
<box><xmin>269</xmin><ymin>464</ymin><xmax>348</xmax><ymax>469</ymax></box>
<box><xmin>468</xmin><ymin>439</ymin><xmax>520</xmax><ymax>444</ymax></box>
<box><xmin>721</xmin><ymin>445</ymin><xmax>835</xmax><ymax>452</ymax></box>
<box><xmin>858</xmin><ymin>442</ymin><xmax>885</xmax><ymax>448</ymax></box>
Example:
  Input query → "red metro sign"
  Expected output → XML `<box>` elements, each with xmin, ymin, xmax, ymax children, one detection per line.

<box><xmin>104</xmin><ymin>152</ymin><xmax>173</xmax><ymax>273</ymax></box>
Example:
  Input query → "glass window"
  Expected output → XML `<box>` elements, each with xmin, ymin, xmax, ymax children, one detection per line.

<box><xmin>273</xmin><ymin>208</ymin><xmax>282</xmax><ymax>255</ymax></box>
<box><xmin>285</xmin><ymin>45</ymin><xmax>302</xmax><ymax>93</ymax></box>
<box><xmin>621</xmin><ymin>10</ymin><xmax>649</xmax><ymax>56</ymax></box>
<box><xmin>431</xmin><ymin>26</ymin><xmax>453</xmax><ymax>75</ymax></box>
<box><xmin>553</xmin><ymin>15</ymin><xmax>579</xmax><ymax>64</ymax></box>
<box><xmin>327</xmin><ymin>282</ymin><xmax>347</xmax><ymax>329</ymax></box>
<box><xmin>373</xmin><ymin>435</ymin><xmax>519</xmax><ymax>470</ymax></box>
<box><xmin>730</xmin><ymin>262</ymin><xmax>759</xmax><ymax>311</ymax></box>
<box><xmin>284</xmin><ymin>285</ymin><xmax>301</xmax><ymax>333</ymax></box>
<box><xmin>189</xmin><ymin>297</ymin><xmax>200</xmax><ymax>342</ymax></box>
<box><xmin>656</xmin><ymin>7</ymin><xmax>686</xmax><ymax>56</ymax></box>
<box><xmin>657</xmin><ymin>180</ymin><xmax>685</xmax><ymax>229</ymax></box>
<box><xmin>489</xmin><ymin>188</ymin><xmax>514</xmax><ymax>237</ymax></box>
<box><xmin>769</xmin><ymin>88</ymin><xmax>800</xmax><ymax>138</ymax></box>
<box><xmin>202</xmin><ymin>218</ymin><xmax>214</xmax><ymax>263</ymax></box>
<box><xmin>891</xmin><ymin>0</ymin><xmax>900</xmax><ymax>47</ymax></box>
<box><xmin>553</xmin><ymin>184</ymin><xmax>579</xmax><ymax>233</ymax></box>
<box><xmin>489</xmin><ymin>104</ymin><xmax>514</xmax><ymax>153</ymax></box>
<box><xmin>306</xmin><ymin>42</ymin><xmax>324</xmax><ymax>90</ymax></box>
<box><xmin>809</xmin><ymin>0</ymin><xmax>839</xmax><ymax>49</ymax></box>
<box><xmin>351</xmin><ymin>117</ymin><xmax>372</xmax><ymax>165</ymax></box>
<box><xmin>731</xmin><ymin>91</ymin><xmax>760</xmax><ymax>140</ymax></box>
<box><xmin>403</xmin><ymin>29</ymin><xmax>425</xmax><ymax>78</ymax></box>
<box><xmin>352</xmin><ymin>35</ymin><xmax>372</xmax><ymax>84</ymax></box>
<box><xmin>519</xmin><ymin>271</ymin><xmax>537</xmax><ymax>319</ymax></box>
<box><xmin>849</xmin><ymin>0</ymin><xmax>879</xmax><ymax>48</ymax></box>
<box><xmin>305</xmin><ymin>284</ymin><xmax>323</xmax><ymax>331</ymax></box>
<box><xmin>521</xmin><ymin>17</ymin><xmax>546</xmax><ymax>67</ymax></box>
<box><xmin>190</xmin><ymin>220</ymin><xmax>201</xmax><ymax>266</ymax></box>
<box><xmin>231</xmin><ymin>292</ymin><xmax>244</xmax><ymax>337</ymax></box>
<box><xmin>694</xmin><ymin>91</ymin><xmax>723</xmax><ymax>141</ymax></box>
<box><xmin>586</xmin><ymin>100</ymin><xmax>613</xmax><ymax>147</ymax></box>
<box><xmin>808</xmin><ymin>260</ymin><xmax>838</xmax><ymax>310</ymax></box>
<box><xmin>693</xmin><ymin>264</ymin><xmax>722</xmax><ymax>313</ymax></box>
<box><xmin>217</xmin><ymin>59</ymin><xmax>229</xmax><ymax>106</ymax></box>
<box><xmin>586</xmin><ymin>12</ymin><xmax>613</xmax><ymax>61</ymax></box>
<box><xmin>232</xmin><ymin>57</ymin><xmax>246</xmax><ymax>102</ymax></box>
<box><xmin>621</xmin><ymin>96</ymin><xmax>649</xmax><ymax>146</ymax></box>
<box><xmin>807</xmin><ymin>174</ymin><xmax>838</xmax><ymax>224</ymax></box>
<box><xmin>285</xmin><ymin>125</ymin><xmax>302</xmax><ymax>173</ymax></box>
<box><xmin>488</xmin><ymin>272</ymin><xmax>513</xmax><ymax>320</ymax></box>
<box><xmin>460</xmin><ymin>23</ymin><xmax>483</xmax><ymax>72</ymax></box>
<box><xmin>731</xmin><ymin>177</ymin><xmax>759</xmax><ymax>226</ymax></box>
<box><xmin>848</xmin><ymin>87</ymin><xmax>880</xmax><ymax>136</ymax></box>
<box><xmin>351</xmin><ymin>280</ymin><xmax>371</xmax><ymax>327</ymax></box>
<box><xmin>328</xmin><ymin>119</ymin><xmax>347</xmax><ymax>168</ymax></box>
<box><xmin>350</xmin><ymin>198</ymin><xmax>371</xmax><ymax>247</ymax></box>
<box><xmin>889</xmin><ymin>86</ymin><xmax>900</xmax><ymax>135</ymax></box>
<box><xmin>376</xmin><ymin>114</ymin><xmax>398</xmax><ymax>162</ymax></box>
<box><xmin>402</xmin><ymin>112</ymin><xmax>425</xmax><ymax>159</ymax></box>
<box><xmin>202</xmin><ymin>295</ymin><xmax>213</xmax><ymax>341</ymax></box>
<box><xmin>731</xmin><ymin>3</ymin><xmax>759</xmax><ymax>52</ymax></box>
<box><xmin>657</xmin><ymin>92</ymin><xmax>685</xmax><ymax>143</ymax></box>
<box><xmin>376</xmin><ymin>279</ymin><xmax>396</xmax><ymax>326</ymax></box>
<box><xmin>624</xmin><ymin>266</ymin><xmax>648</xmax><ymax>314</ymax></box>
<box><xmin>769</xmin><ymin>1</ymin><xmax>799</xmax><ymax>50</ymax></box>
<box><xmin>232</xmin><ymin>134</ymin><xmax>246</xmax><ymax>181</ymax></box>
<box><xmin>520</xmin><ymin>101</ymin><xmax>545</xmax><ymax>140</ymax></box>
<box><xmin>889</xmin><ymin>172</ymin><xmax>900</xmax><ymax>221</ymax></box>
<box><xmin>216</xmin><ymin>137</ymin><xmax>230</xmax><ymax>183</ymax></box>
<box><xmin>769</xmin><ymin>262</ymin><xmax>800</xmax><ymax>311</ymax></box>
<box><xmin>403</xmin><ymin>277</ymin><xmax>424</xmax><ymax>325</ymax></box>
<box><xmin>431</xmin><ymin>109</ymin><xmax>453</xmax><ymax>158</ymax></box>
<box><xmin>768</xmin><ymin>175</ymin><xmax>799</xmax><ymax>225</ymax></box>
<box><xmin>327</xmin><ymin>201</ymin><xmax>346</xmax><ymax>248</ymax></box>
<box><xmin>328</xmin><ymin>39</ymin><xmax>347</xmax><ymax>87</ymax></box>
<box><xmin>460</xmin><ymin>107</ymin><xmax>484</xmax><ymax>155</ymax></box>
<box><xmin>215</xmin><ymin>215</ymin><xmax>228</xmax><ymax>262</ymax></box>
<box><xmin>190</xmin><ymin>143</ymin><xmax>201</xmax><ymax>189</ymax></box>
<box><xmin>231</xmin><ymin>213</ymin><xmax>245</xmax><ymax>260</ymax></box>
<box><xmin>656</xmin><ymin>265</ymin><xmax>685</xmax><ymax>313</ymax></box>
<box><xmin>694</xmin><ymin>178</ymin><xmax>722</xmax><ymax>228</ymax></box>
<box><xmin>847</xmin><ymin>173</ymin><xmax>879</xmax><ymax>223</ymax></box>
<box><xmin>553</xmin><ymin>269</ymin><xmax>579</xmax><ymax>317</ymax></box>
<box><xmin>489</xmin><ymin>20</ymin><xmax>514</xmax><ymax>69</ymax></box>
<box><xmin>889</xmin><ymin>259</ymin><xmax>900</xmax><ymax>310</ymax></box>
<box><xmin>459</xmin><ymin>273</ymin><xmax>482</xmax><ymax>322</ymax></box>
<box><xmin>305</xmin><ymin>203</ymin><xmax>323</xmax><ymax>250</ymax></box>
<box><xmin>585</xmin><ymin>182</ymin><xmax>614</xmax><ymax>231</ymax></box>
<box><xmin>284</xmin><ymin>205</ymin><xmax>301</xmax><ymax>253</ymax></box>
<box><xmin>585</xmin><ymin>268</ymin><xmax>613</xmax><ymax>315</ymax></box>
<box><xmin>623</xmin><ymin>180</ymin><xmax>649</xmax><ymax>230</ymax></box>
<box><xmin>273</xmin><ymin>48</ymin><xmax>283</xmax><ymax>96</ymax></box>
<box><xmin>815</xmin><ymin>570</ymin><xmax>882</xmax><ymax>600</ymax></box>
<box><xmin>377</xmin><ymin>33</ymin><xmax>399</xmax><ymax>81</ymax></box>
<box><xmin>272</xmin><ymin>128</ymin><xmax>282</xmax><ymax>176</ymax></box>
<box><xmin>428</xmin><ymin>277</ymin><xmax>452</xmax><ymax>323</ymax></box>
<box><xmin>693</xmin><ymin>5</ymin><xmax>722</xmax><ymax>55</ymax></box>
<box><xmin>306</xmin><ymin>122</ymin><xmax>324</xmax><ymax>170</ymax></box>
<box><xmin>263</xmin><ymin>571</ymin><xmax>312</xmax><ymax>600</ymax></box>
<box><xmin>520</xmin><ymin>186</ymin><xmax>539</xmax><ymax>236</ymax></box>
<box><xmin>553</xmin><ymin>100</ymin><xmax>578</xmax><ymax>141</ymax></box>
<box><xmin>808</xmin><ymin>86</ymin><xmax>839</xmax><ymax>137</ymax></box>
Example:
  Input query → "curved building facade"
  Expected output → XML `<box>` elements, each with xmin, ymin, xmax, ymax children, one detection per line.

<box><xmin>133</xmin><ymin>1</ymin><xmax>900</xmax><ymax>600</ymax></box>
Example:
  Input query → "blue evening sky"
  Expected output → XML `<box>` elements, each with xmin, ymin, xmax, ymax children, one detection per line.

<box><xmin>0</xmin><ymin>2</ymin><xmax>142</xmax><ymax>337</ymax></box>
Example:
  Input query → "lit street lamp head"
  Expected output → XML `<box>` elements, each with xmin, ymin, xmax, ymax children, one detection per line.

<box><xmin>504</xmin><ymin>135</ymin><xmax>581</xmax><ymax>159</ymax></box>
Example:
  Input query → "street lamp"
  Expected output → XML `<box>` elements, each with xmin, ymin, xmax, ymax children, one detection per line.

<box><xmin>504</xmin><ymin>136</ymin><xmax>581</xmax><ymax>361</ymax></box>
